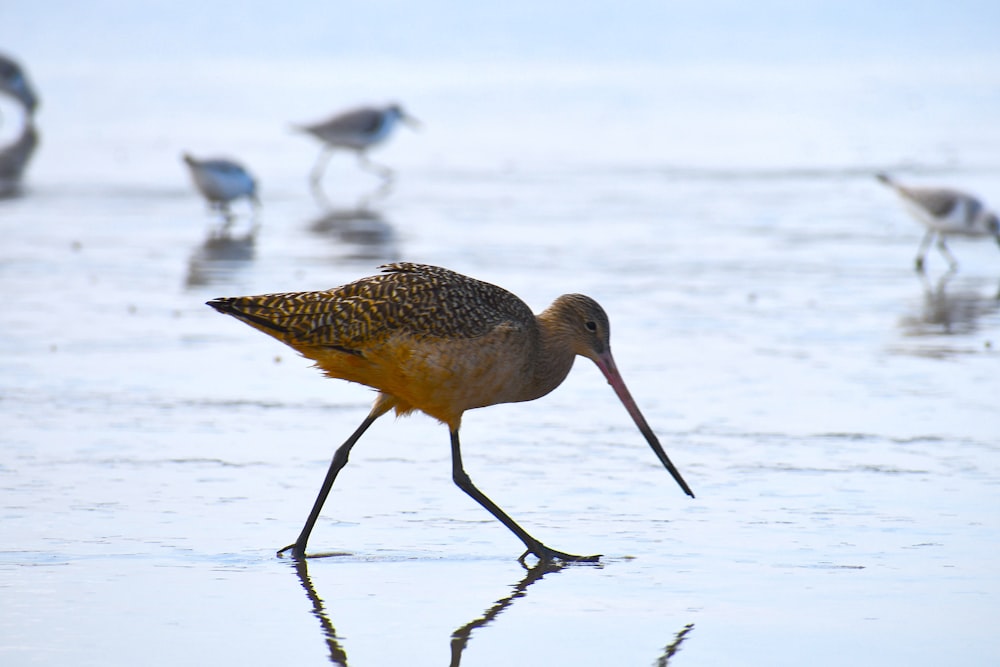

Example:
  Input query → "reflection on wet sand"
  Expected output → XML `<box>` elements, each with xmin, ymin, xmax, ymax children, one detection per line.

<box><xmin>185</xmin><ymin>227</ymin><xmax>258</xmax><ymax>288</ymax></box>
<box><xmin>447</xmin><ymin>561</ymin><xmax>564</xmax><ymax>667</ymax></box>
<box><xmin>310</xmin><ymin>174</ymin><xmax>394</xmax><ymax>211</ymax></box>
<box><xmin>654</xmin><ymin>623</ymin><xmax>695</xmax><ymax>666</ymax></box>
<box><xmin>308</xmin><ymin>206</ymin><xmax>397</xmax><ymax>262</ymax></box>
<box><xmin>292</xmin><ymin>560</ymin><xmax>350</xmax><ymax>667</ymax></box>
<box><xmin>899</xmin><ymin>270</ymin><xmax>1000</xmax><ymax>338</ymax></box>
<box><xmin>306</xmin><ymin>172</ymin><xmax>399</xmax><ymax>262</ymax></box>
<box><xmin>309</xmin><ymin>197</ymin><xmax>398</xmax><ymax>264</ymax></box>
<box><xmin>290</xmin><ymin>559</ymin><xmax>695</xmax><ymax>666</ymax></box>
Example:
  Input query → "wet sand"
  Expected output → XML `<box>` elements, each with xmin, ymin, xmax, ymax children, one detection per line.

<box><xmin>3</xmin><ymin>5</ymin><xmax>1000</xmax><ymax>664</ymax></box>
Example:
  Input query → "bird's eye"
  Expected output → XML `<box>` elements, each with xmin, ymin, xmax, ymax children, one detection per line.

<box><xmin>585</xmin><ymin>320</ymin><xmax>597</xmax><ymax>332</ymax></box>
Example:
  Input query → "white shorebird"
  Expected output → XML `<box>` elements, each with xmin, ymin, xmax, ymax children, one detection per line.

<box><xmin>0</xmin><ymin>53</ymin><xmax>40</xmax><ymax>192</ymax></box>
<box><xmin>877</xmin><ymin>173</ymin><xmax>1000</xmax><ymax>270</ymax></box>
<box><xmin>294</xmin><ymin>104</ymin><xmax>418</xmax><ymax>190</ymax></box>
<box><xmin>182</xmin><ymin>153</ymin><xmax>260</xmax><ymax>224</ymax></box>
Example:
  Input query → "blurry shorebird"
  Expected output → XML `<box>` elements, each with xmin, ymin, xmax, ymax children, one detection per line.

<box><xmin>182</xmin><ymin>153</ymin><xmax>259</xmax><ymax>224</ymax></box>
<box><xmin>294</xmin><ymin>104</ymin><xmax>418</xmax><ymax>190</ymax></box>
<box><xmin>0</xmin><ymin>53</ymin><xmax>40</xmax><ymax>191</ymax></box>
<box><xmin>207</xmin><ymin>262</ymin><xmax>693</xmax><ymax>562</ymax></box>
<box><xmin>877</xmin><ymin>173</ymin><xmax>1000</xmax><ymax>270</ymax></box>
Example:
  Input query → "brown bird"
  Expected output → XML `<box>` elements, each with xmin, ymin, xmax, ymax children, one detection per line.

<box><xmin>207</xmin><ymin>262</ymin><xmax>693</xmax><ymax>562</ymax></box>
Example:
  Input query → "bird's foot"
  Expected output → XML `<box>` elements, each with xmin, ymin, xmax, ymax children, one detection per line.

<box><xmin>277</xmin><ymin>542</ymin><xmax>307</xmax><ymax>559</ymax></box>
<box><xmin>519</xmin><ymin>544</ymin><xmax>601</xmax><ymax>565</ymax></box>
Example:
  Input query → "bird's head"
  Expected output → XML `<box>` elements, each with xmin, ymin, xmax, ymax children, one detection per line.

<box><xmin>387</xmin><ymin>103</ymin><xmax>421</xmax><ymax>130</ymax></box>
<box><xmin>0</xmin><ymin>54</ymin><xmax>39</xmax><ymax>113</ymax></box>
<box><xmin>549</xmin><ymin>294</ymin><xmax>612</xmax><ymax>363</ymax></box>
<box><xmin>548</xmin><ymin>293</ymin><xmax>695</xmax><ymax>499</ymax></box>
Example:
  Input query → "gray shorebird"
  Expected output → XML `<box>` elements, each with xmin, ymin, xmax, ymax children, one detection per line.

<box><xmin>182</xmin><ymin>153</ymin><xmax>259</xmax><ymax>222</ymax></box>
<box><xmin>294</xmin><ymin>104</ymin><xmax>418</xmax><ymax>189</ymax></box>
<box><xmin>207</xmin><ymin>262</ymin><xmax>693</xmax><ymax>562</ymax></box>
<box><xmin>0</xmin><ymin>53</ymin><xmax>40</xmax><ymax>191</ymax></box>
<box><xmin>877</xmin><ymin>173</ymin><xmax>1000</xmax><ymax>270</ymax></box>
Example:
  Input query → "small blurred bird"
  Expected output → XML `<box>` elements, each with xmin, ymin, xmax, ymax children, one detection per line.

<box><xmin>0</xmin><ymin>53</ymin><xmax>40</xmax><ymax>191</ymax></box>
<box><xmin>294</xmin><ymin>104</ymin><xmax>418</xmax><ymax>190</ymax></box>
<box><xmin>877</xmin><ymin>173</ymin><xmax>1000</xmax><ymax>270</ymax></box>
<box><xmin>182</xmin><ymin>153</ymin><xmax>260</xmax><ymax>224</ymax></box>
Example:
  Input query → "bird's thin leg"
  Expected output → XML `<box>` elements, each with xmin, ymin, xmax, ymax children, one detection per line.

<box><xmin>357</xmin><ymin>152</ymin><xmax>395</xmax><ymax>183</ymax></box>
<box><xmin>915</xmin><ymin>229</ymin><xmax>935</xmax><ymax>271</ymax></box>
<box><xmin>935</xmin><ymin>236</ymin><xmax>959</xmax><ymax>270</ymax></box>
<box><xmin>310</xmin><ymin>145</ymin><xmax>335</xmax><ymax>193</ymax></box>
<box><xmin>278</xmin><ymin>407</ymin><xmax>385</xmax><ymax>559</ymax></box>
<box><xmin>219</xmin><ymin>205</ymin><xmax>235</xmax><ymax>234</ymax></box>
<box><xmin>248</xmin><ymin>196</ymin><xmax>262</xmax><ymax>235</ymax></box>
<box><xmin>449</xmin><ymin>429</ymin><xmax>600</xmax><ymax>563</ymax></box>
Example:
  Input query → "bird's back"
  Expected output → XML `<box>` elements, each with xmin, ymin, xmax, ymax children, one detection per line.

<box><xmin>299</xmin><ymin>107</ymin><xmax>392</xmax><ymax>149</ymax></box>
<box><xmin>877</xmin><ymin>173</ymin><xmax>994</xmax><ymax>235</ymax></box>
<box><xmin>183</xmin><ymin>154</ymin><xmax>256</xmax><ymax>203</ymax></box>
<box><xmin>208</xmin><ymin>263</ymin><xmax>540</xmax><ymax>423</ymax></box>
<box><xmin>210</xmin><ymin>263</ymin><xmax>531</xmax><ymax>348</ymax></box>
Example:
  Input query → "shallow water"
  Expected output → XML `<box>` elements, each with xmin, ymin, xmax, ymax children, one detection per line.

<box><xmin>3</xmin><ymin>3</ymin><xmax>1000</xmax><ymax>666</ymax></box>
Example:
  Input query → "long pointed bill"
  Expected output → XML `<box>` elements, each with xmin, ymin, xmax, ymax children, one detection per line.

<box><xmin>593</xmin><ymin>351</ymin><xmax>695</xmax><ymax>498</ymax></box>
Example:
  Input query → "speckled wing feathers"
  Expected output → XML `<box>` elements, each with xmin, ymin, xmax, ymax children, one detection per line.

<box><xmin>208</xmin><ymin>263</ymin><xmax>535</xmax><ymax>355</ymax></box>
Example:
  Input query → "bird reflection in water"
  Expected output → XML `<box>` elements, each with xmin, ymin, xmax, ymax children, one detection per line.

<box><xmin>184</xmin><ymin>226</ymin><xmax>258</xmax><ymax>289</ymax></box>
<box><xmin>447</xmin><ymin>560</ymin><xmax>565</xmax><ymax>667</ymax></box>
<box><xmin>899</xmin><ymin>269</ymin><xmax>1000</xmax><ymax>339</ymax></box>
<box><xmin>290</xmin><ymin>559</ymin><xmax>695</xmax><ymax>666</ymax></box>
<box><xmin>654</xmin><ymin>623</ymin><xmax>696</xmax><ymax>667</ymax></box>
<box><xmin>291</xmin><ymin>559</ymin><xmax>350</xmax><ymax>667</ymax></box>
<box><xmin>308</xmin><ymin>185</ymin><xmax>398</xmax><ymax>263</ymax></box>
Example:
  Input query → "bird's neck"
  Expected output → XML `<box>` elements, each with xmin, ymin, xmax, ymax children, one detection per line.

<box><xmin>527</xmin><ymin>311</ymin><xmax>578</xmax><ymax>401</ymax></box>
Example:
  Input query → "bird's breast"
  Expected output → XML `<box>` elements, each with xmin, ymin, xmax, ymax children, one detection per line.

<box><xmin>305</xmin><ymin>324</ymin><xmax>541</xmax><ymax>426</ymax></box>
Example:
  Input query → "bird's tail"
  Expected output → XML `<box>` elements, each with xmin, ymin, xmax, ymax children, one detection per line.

<box><xmin>207</xmin><ymin>296</ymin><xmax>290</xmax><ymax>337</ymax></box>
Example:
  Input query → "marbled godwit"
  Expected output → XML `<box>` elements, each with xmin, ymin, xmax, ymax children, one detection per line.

<box><xmin>182</xmin><ymin>153</ymin><xmax>259</xmax><ymax>223</ymax></box>
<box><xmin>294</xmin><ymin>104</ymin><xmax>418</xmax><ymax>189</ymax></box>
<box><xmin>0</xmin><ymin>53</ymin><xmax>40</xmax><ymax>191</ymax></box>
<box><xmin>877</xmin><ymin>173</ymin><xmax>1000</xmax><ymax>270</ymax></box>
<box><xmin>207</xmin><ymin>262</ymin><xmax>693</xmax><ymax>562</ymax></box>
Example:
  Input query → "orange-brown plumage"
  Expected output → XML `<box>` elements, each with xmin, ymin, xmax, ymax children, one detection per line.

<box><xmin>207</xmin><ymin>262</ymin><xmax>692</xmax><ymax>562</ymax></box>
<box><xmin>208</xmin><ymin>262</ymin><xmax>580</xmax><ymax>427</ymax></box>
